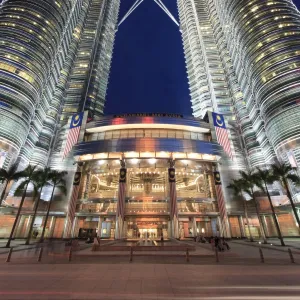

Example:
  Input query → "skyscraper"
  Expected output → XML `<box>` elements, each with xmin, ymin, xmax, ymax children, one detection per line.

<box><xmin>0</xmin><ymin>0</ymin><xmax>120</xmax><ymax>170</ymax></box>
<box><xmin>0</xmin><ymin>0</ymin><xmax>300</xmax><ymax>240</ymax></box>
<box><xmin>178</xmin><ymin>0</ymin><xmax>300</xmax><ymax>175</ymax></box>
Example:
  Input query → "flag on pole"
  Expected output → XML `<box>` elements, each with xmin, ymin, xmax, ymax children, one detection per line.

<box><xmin>212</xmin><ymin>112</ymin><xmax>233</xmax><ymax>160</ymax></box>
<box><xmin>169</xmin><ymin>168</ymin><xmax>178</xmax><ymax>219</ymax></box>
<box><xmin>214</xmin><ymin>171</ymin><xmax>230</xmax><ymax>237</ymax></box>
<box><xmin>63</xmin><ymin>112</ymin><xmax>84</xmax><ymax>159</ymax></box>
<box><xmin>65</xmin><ymin>172</ymin><xmax>81</xmax><ymax>238</ymax></box>
<box><xmin>115</xmin><ymin>168</ymin><xmax>126</xmax><ymax>239</ymax></box>
<box><xmin>169</xmin><ymin>167</ymin><xmax>179</xmax><ymax>238</ymax></box>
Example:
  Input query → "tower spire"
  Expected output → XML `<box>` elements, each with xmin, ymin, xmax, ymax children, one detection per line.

<box><xmin>118</xmin><ymin>0</ymin><xmax>179</xmax><ymax>28</ymax></box>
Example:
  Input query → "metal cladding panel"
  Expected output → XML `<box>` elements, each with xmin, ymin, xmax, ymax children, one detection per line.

<box><xmin>73</xmin><ymin>138</ymin><xmax>222</xmax><ymax>156</ymax></box>
<box><xmin>86</xmin><ymin>115</ymin><xmax>209</xmax><ymax>130</ymax></box>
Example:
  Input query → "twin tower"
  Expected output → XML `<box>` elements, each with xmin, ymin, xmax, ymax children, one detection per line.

<box><xmin>0</xmin><ymin>0</ymin><xmax>300</xmax><ymax>176</ymax></box>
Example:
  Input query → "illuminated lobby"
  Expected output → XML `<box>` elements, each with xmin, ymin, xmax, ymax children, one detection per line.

<box><xmin>71</xmin><ymin>113</ymin><xmax>223</xmax><ymax>239</ymax></box>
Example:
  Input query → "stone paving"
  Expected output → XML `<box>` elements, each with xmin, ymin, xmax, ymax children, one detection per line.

<box><xmin>0</xmin><ymin>240</ymin><xmax>300</xmax><ymax>299</ymax></box>
<box><xmin>0</xmin><ymin>263</ymin><xmax>300</xmax><ymax>299</ymax></box>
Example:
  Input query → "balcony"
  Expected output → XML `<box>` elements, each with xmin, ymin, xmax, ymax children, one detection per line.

<box><xmin>125</xmin><ymin>202</ymin><xmax>169</xmax><ymax>215</ymax></box>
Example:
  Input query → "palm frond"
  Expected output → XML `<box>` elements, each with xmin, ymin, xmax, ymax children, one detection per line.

<box><xmin>287</xmin><ymin>174</ymin><xmax>300</xmax><ymax>185</ymax></box>
<box><xmin>14</xmin><ymin>179</ymin><xmax>30</xmax><ymax>196</ymax></box>
<box><xmin>272</xmin><ymin>163</ymin><xmax>293</xmax><ymax>178</ymax></box>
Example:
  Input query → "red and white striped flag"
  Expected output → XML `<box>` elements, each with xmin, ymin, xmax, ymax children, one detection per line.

<box><xmin>65</xmin><ymin>172</ymin><xmax>81</xmax><ymax>238</ymax></box>
<box><xmin>63</xmin><ymin>112</ymin><xmax>84</xmax><ymax>159</ymax></box>
<box><xmin>214</xmin><ymin>172</ymin><xmax>229</xmax><ymax>237</ymax></box>
<box><xmin>116</xmin><ymin>184</ymin><xmax>126</xmax><ymax>219</ymax></box>
<box><xmin>169</xmin><ymin>168</ymin><xmax>179</xmax><ymax>238</ymax></box>
<box><xmin>212</xmin><ymin>112</ymin><xmax>233</xmax><ymax>160</ymax></box>
<box><xmin>168</xmin><ymin>168</ymin><xmax>178</xmax><ymax>218</ymax></box>
<box><xmin>116</xmin><ymin>168</ymin><xmax>126</xmax><ymax>239</ymax></box>
<box><xmin>170</xmin><ymin>182</ymin><xmax>178</xmax><ymax>219</ymax></box>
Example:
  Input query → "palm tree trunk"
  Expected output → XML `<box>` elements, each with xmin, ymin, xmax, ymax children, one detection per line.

<box><xmin>39</xmin><ymin>186</ymin><xmax>55</xmax><ymax>243</ymax></box>
<box><xmin>264</xmin><ymin>183</ymin><xmax>285</xmax><ymax>246</ymax></box>
<box><xmin>243</xmin><ymin>199</ymin><xmax>254</xmax><ymax>242</ymax></box>
<box><xmin>25</xmin><ymin>195</ymin><xmax>41</xmax><ymax>245</ymax></box>
<box><xmin>5</xmin><ymin>183</ymin><xmax>29</xmax><ymax>248</ymax></box>
<box><xmin>284</xmin><ymin>179</ymin><xmax>300</xmax><ymax>229</ymax></box>
<box><xmin>252</xmin><ymin>195</ymin><xmax>268</xmax><ymax>244</ymax></box>
<box><xmin>0</xmin><ymin>180</ymin><xmax>9</xmax><ymax>206</ymax></box>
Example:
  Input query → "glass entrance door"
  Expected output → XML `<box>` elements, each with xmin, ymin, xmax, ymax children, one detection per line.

<box><xmin>138</xmin><ymin>228</ymin><xmax>157</xmax><ymax>239</ymax></box>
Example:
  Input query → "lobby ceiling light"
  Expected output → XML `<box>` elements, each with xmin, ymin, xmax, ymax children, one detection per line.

<box><xmin>131</xmin><ymin>158</ymin><xmax>139</xmax><ymax>164</ymax></box>
<box><xmin>149</xmin><ymin>158</ymin><xmax>157</xmax><ymax>164</ymax></box>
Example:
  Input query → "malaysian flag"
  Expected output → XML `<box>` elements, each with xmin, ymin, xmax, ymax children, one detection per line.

<box><xmin>212</xmin><ymin>112</ymin><xmax>233</xmax><ymax>160</ymax></box>
<box><xmin>214</xmin><ymin>171</ymin><xmax>230</xmax><ymax>237</ymax></box>
<box><xmin>115</xmin><ymin>168</ymin><xmax>126</xmax><ymax>239</ymax></box>
<box><xmin>65</xmin><ymin>172</ymin><xmax>81</xmax><ymax>238</ymax></box>
<box><xmin>169</xmin><ymin>168</ymin><xmax>179</xmax><ymax>238</ymax></box>
<box><xmin>63</xmin><ymin>112</ymin><xmax>84</xmax><ymax>159</ymax></box>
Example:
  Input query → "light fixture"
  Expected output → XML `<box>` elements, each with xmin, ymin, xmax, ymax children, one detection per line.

<box><xmin>131</xmin><ymin>158</ymin><xmax>139</xmax><ymax>164</ymax></box>
<box><xmin>149</xmin><ymin>158</ymin><xmax>157</xmax><ymax>164</ymax></box>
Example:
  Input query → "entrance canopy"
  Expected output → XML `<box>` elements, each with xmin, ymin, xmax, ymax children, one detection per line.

<box><xmin>73</xmin><ymin>114</ymin><xmax>222</xmax><ymax>162</ymax></box>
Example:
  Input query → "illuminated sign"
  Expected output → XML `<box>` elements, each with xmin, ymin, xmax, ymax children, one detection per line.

<box><xmin>113</xmin><ymin>113</ymin><xmax>183</xmax><ymax>118</ymax></box>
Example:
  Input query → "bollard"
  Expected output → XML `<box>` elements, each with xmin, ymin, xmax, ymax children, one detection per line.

<box><xmin>259</xmin><ymin>247</ymin><xmax>264</xmax><ymax>263</ymax></box>
<box><xmin>288</xmin><ymin>248</ymin><xmax>295</xmax><ymax>264</ymax></box>
<box><xmin>6</xmin><ymin>248</ymin><xmax>13</xmax><ymax>263</ymax></box>
<box><xmin>130</xmin><ymin>247</ymin><xmax>133</xmax><ymax>262</ymax></box>
<box><xmin>215</xmin><ymin>247</ymin><xmax>219</xmax><ymax>263</ymax></box>
<box><xmin>186</xmin><ymin>248</ymin><xmax>190</xmax><ymax>263</ymax></box>
<box><xmin>68</xmin><ymin>247</ymin><xmax>72</xmax><ymax>262</ymax></box>
<box><xmin>37</xmin><ymin>247</ymin><xmax>43</xmax><ymax>262</ymax></box>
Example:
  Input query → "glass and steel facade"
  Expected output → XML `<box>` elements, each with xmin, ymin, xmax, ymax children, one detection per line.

<box><xmin>0</xmin><ymin>0</ymin><xmax>120</xmax><ymax>169</ymax></box>
<box><xmin>70</xmin><ymin>115</ymin><xmax>223</xmax><ymax>239</ymax></box>
<box><xmin>178</xmin><ymin>0</ymin><xmax>300</xmax><ymax>171</ymax></box>
<box><xmin>0</xmin><ymin>114</ymin><xmax>298</xmax><ymax>239</ymax></box>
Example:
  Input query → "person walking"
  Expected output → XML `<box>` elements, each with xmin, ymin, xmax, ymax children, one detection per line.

<box><xmin>214</xmin><ymin>236</ymin><xmax>219</xmax><ymax>250</ymax></box>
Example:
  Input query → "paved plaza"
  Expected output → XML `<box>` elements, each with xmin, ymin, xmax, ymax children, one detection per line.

<box><xmin>0</xmin><ymin>264</ymin><xmax>300</xmax><ymax>299</ymax></box>
<box><xmin>0</xmin><ymin>239</ymin><xmax>300</xmax><ymax>299</ymax></box>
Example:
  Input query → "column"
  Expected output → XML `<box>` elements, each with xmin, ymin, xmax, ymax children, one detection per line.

<box><xmin>239</xmin><ymin>215</ymin><xmax>246</xmax><ymax>238</ymax></box>
<box><xmin>24</xmin><ymin>216</ymin><xmax>31</xmax><ymax>238</ymax></box>
<box><xmin>115</xmin><ymin>159</ymin><xmax>126</xmax><ymax>239</ymax></box>
<box><xmin>84</xmin><ymin>170</ymin><xmax>92</xmax><ymax>199</ymax></box>
<box><xmin>168</xmin><ymin>158</ymin><xmax>179</xmax><ymax>239</ymax></box>
<box><xmin>97</xmin><ymin>216</ymin><xmax>102</xmax><ymax>237</ymax></box>
<box><xmin>71</xmin><ymin>216</ymin><xmax>78</xmax><ymax>238</ymax></box>
<box><xmin>48</xmin><ymin>216</ymin><xmax>56</xmax><ymax>238</ymax></box>
<box><xmin>217</xmin><ymin>216</ymin><xmax>223</xmax><ymax>237</ymax></box>
<box><xmin>262</xmin><ymin>215</ymin><xmax>270</xmax><ymax>237</ymax></box>
<box><xmin>63</xmin><ymin>171</ymin><xmax>82</xmax><ymax>238</ymax></box>
<box><xmin>192</xmin><ymin>217</ymin><xmax>197</xmax><ymax>236</ymax></box>
<box><xmin>14</xmin><ymin>215</ymin><xmax>25</xmax><ymax>238</ymax></box>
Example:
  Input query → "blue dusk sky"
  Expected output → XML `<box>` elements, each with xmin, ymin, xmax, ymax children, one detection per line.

<box><xmin>105</xmin><ymin>0</ymin><xmax>300</xmax><ymax>116</ymax></box>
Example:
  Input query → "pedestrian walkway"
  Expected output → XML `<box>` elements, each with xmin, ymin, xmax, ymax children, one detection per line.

<box><xmin>1</xmin><ymin>238</ymin><xmax>300</xmax><ymax>265</ymax></box>
<box><xmin>0</xmin><ymin>263</ymin><xmax>300</xmax><ymax>299</ymax></box>
<box><xmin>0</xmin><ymin>239</ymin><xmax>42</xmax><ymax>254</ymax></box>
<box><xmin>231</xmin><ymin>238</ymin><xmax>300</xmax><ymax>254</ymax></box>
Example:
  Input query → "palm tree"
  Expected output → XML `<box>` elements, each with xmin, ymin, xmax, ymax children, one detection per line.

<box><xmin>255</xmin><ymin>168</ymin><xmax>285</xmax><ymax>246</ymax></box>
<box><xmin>5</xmin><ymin>165</ymin><xmax>38</xmax><ymax>248</ymax></box>
<box><xmin>228</xmin><ymin>179</ymin><xmax>254</xmax><ymax>241</ymax></box>
<box><xmin>0</xmin><ymin>163</ymin><xmax>24</xmax><ymax>206</ymax></box>
<box><xmin>272</xmin><ymin>163</ymin><xmax>300</xmax><ymax>229</ymax></box>
<box><xmin>239</xmin><ymin>170</ymin><xmax>268</xmax><ymax>244</ymax></box>
<box><xmin>39</xmin><ymin>170</ymin><xmax>67</xmax><ymax>242</ymax></box>
<box><xmin>25</xmin><ymin>168</ymin><xmax>52</xmax><ymax>245</ymax></box>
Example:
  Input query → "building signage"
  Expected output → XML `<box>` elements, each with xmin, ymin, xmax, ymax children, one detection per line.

<box><xmin>113</xmin><ymin>113</ymin><xmax>183</xmax><ymax>118</ymax></box>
